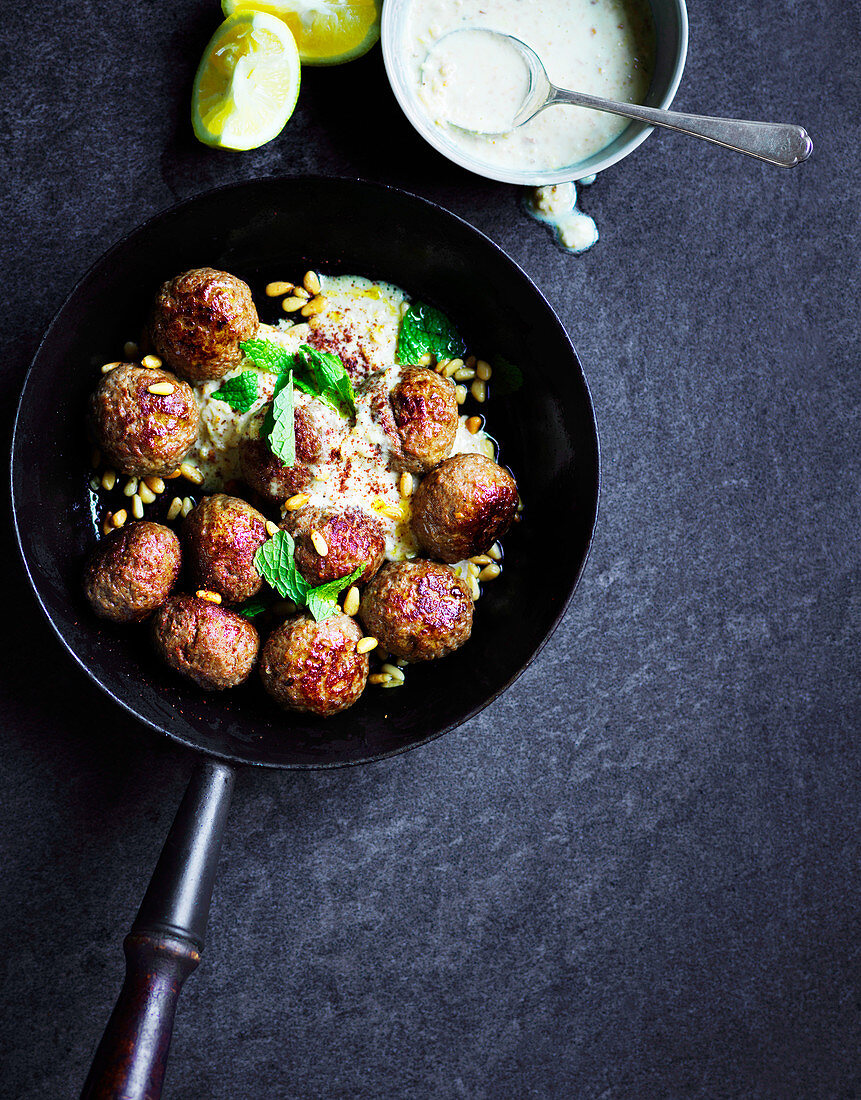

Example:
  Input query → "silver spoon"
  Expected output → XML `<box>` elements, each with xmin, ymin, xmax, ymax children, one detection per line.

<box><xmin>426</xmin><ymin>30</ymin><xmax>812</xmax><ymax>168</ymax></box>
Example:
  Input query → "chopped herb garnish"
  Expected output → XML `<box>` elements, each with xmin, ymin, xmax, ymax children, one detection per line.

<box><xmin>210</xmin><ymin>370</ymin><xmax>258</xmax><ymax>413</ymax></box>
<box><xmin>396</xmin><ymin>301</ymin><xmax>466</xmax><ymax>364</ymax></box>
<box><xmin>234</xmin><ymin>594</ymin><xmax>270</xmax><ymax>620</ymax></box>
<box><xmin>306</xmin><ymin>566</ymin><xmax>363</xmax><ymax>623</ymax></box>
<box><xmin>254</xmin><ymin>529</ymin><xmax>309</xmax><ymax>604</ymax></box>
<box><xmin>240</xmin><ymin>338</ymin><xmax>293</xmax><ymax>374</ymax></box>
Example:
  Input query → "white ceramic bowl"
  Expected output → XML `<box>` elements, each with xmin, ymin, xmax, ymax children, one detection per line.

<box><xmin>381</xmin><ymin>0</ymin><xmax>689</xmax><ymax>185</ymax></box>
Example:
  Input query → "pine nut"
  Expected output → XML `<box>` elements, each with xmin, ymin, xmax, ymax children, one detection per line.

<box><xmin>343</xmin><ymin>586</ymin><xmax>360</xmax><ymax>617</ymax></box>
<box><xmin>453</xmin><ymin>367</ymin><xmax>475</xmax><ymax>382</ymax></box>
<box><xmin>196</xmin><ymin>589</ymin><xmax>222</xmax><ymax>604</ymax></box>
<box><xmin>467</xmin><ymin>562</ymin><xmax>481</xmax><ymax>578</ymax></box>
<box><xmin>101</xmin><ymin>361</ymin><xmax>122</xmax><ymax>374</ymax></box>
<box><xmin>301</xmin><ymin>295</ymin><xmax>327</xmax><ymax>318</ymax></box>
<box><xmin>469</xmin><ymin>577</ymin><xmax>480</xmax><ymax>601</ymax></box>
<box><xmin>476</xmin><ymin>360</ymin><xmax>492</xmax><ymax>380</ymax></box>
<box><xmin>470</xmin><ymin>379</ymin><xmax>487</xmax><ymax>403</ymax></box>
<box><xmin>101</xmin><ymin>470</ymin><xmax>116</xmax><ymax>491</ymax></box>
<box><xmin>181</xmin><ymin>497</ymin><xmax>194</xmax><ymax>517</ymax></box>
<box><xmin>293</xmin><ymin>285</ymin><xmax>310</xmax><ymax>300</ymax></box>
<box><xmin>179</xmin><ymin>462</ymin><xmax>203</xmax><ymax>484</ymax></box>
<box><xmin>112</xmin><ymin>509</ymin><xmax>127</xmax><ymax>528</ymax></box>
<box><xmin>310</xmin><ymin>530</ymin><xmax>329</xmax><ymax>557</ymax></box>
<box><xmin>90</xmin><ymin>448</ymin><xmax>101</xmax><ymax>468</ymax></box>
<box><xmin>465</xmin><ymin>416</ymin><xmax>482</xmax><ymax>434</ymax></box>
<box><xmin>399</xmin><ymin>472</ymin><xmax>413</xmax><ymax>497</ymax></box>
<box><xmin>139</xmin><ymin>483</ymin><xmax>156</xmax><ymax>505</ymax></box>
<box><xmin>356</xmin><ymin>636</ymin><xmax>378</xmax><ymax>654</ymax></box>
<box><xmin>282</xmin><ymin>296</ymin><xmax>305</xmax><ymax>312</ymax></box>
<box><xmin>380</xmin><ymin>663</ymin><xmax>405</xmax><ymax>683</ymax></box>
<box><xmin>443</xmin><ymin>359</ymin><xmax>462</xmax><ymax>378</ymax></box>
<box><xmin>469</xmin><ymin>554</ymin><xmax>492</xmax><ymax>566</ymax></box>
<box><xmin>435</xmin><ymin>359</ymin><xmax>449</xmax><ymax>373</ymax></box>
<box><xmin>144</xmin><ymin>476</ymin><xmax>165</xmax><ymax>494</ymax></box>
<box><xmin>284</xmin><ymin>493</ymin><xmax>310</xmax><ymax>511</ymax></box>
<box><xmin>165</xmin><ymin>469</ymin><xmax>182</xmax><ymax>479</ymax></box>
<box><xmin>141</xmin><ymin>354</ymin><xmax>162</xmax><ymax>369</ymax></box>
<box><xmin>303</xmin><ymin>271</ymin><xmax>321</xmax><ymax>296</ymax></box>
<box><xmin>381</xmin><ymin>679</ymin><xmax>404</xmax><ymax>689</ymax></box>
<box><xmin>147</xmin><ymin>382</ymin><xmax>175</xmax><ymax>396</ymax></box>
<box><xmin>418</xmin><ymin>353</ymin><xmax>434</xmax><ymax>366</ymax></box>
<box><xmin>455</xmin><ymin>385</ymin><xmax>467</xmax><ymax>405</ymax></box>
<box><xmin>479</xmin><ymin>563</ymin><xmax>501</xmax><ymax>582</ymax></box>
<box><xmin>166</xmin><ymin>497</ymin><xmax>183</xmax><ymax>521</ymax></box>
<box><xmin>123</xmin><ymin>341</ymin><xmax>139</xmax><ymax>359</ymax></box>
<box><xmin>123</xmin><ymin>477</ymin><xmax>138</xmax><ymax>497</ymax></box>
<box><xmin>102</xmin><ymin>515</ymin><xmax>114</xmax><ymax>536</ymax></box>
<box><xmin>132</xmin><ymin>493</ymin><xmax>144</xmax><ymax>520</ymax></box>
<box><xmin>369</xmin><ymin>672</ymin><xmax>392</xmax><ymax>685</ymax></box>
<box><xmin>488</xmin><ymin>542</ymin><xmax>502</xmax><ymax>561</ymax></box>
<box><xmin>266</xmin><ymin>281</ymin><xmax>294</xmax><ymax>297</ymax></box>
<box><xmin>265</xmin><ymin>520</ymin><xmax>280</xmax><ymax>537</ymax></box>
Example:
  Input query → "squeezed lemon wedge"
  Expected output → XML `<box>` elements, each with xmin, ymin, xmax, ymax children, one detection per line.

<box><xmin>221</xmin><ymin>0</ymin><xmax>382</xmax><ymax>66</ymax></box>
<box><xmin>192</xmin><ymin>11</ymin><xmax>301</xmax><ymax>150</ymax></box>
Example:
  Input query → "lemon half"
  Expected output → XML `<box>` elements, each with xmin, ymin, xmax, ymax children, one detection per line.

<box><xmin>222</xmin><ymin>0</ymin><xmax>382</xmax><ymax>66</ymax></box>
<box><xmin>192</xmin><ymin>11</ymin><xmax>301</xmax><ymax>150</ymax></box>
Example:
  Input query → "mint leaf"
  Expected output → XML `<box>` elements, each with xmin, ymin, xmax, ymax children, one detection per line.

<box><xmin>254</xmin><ymin>530</ymin><xmax>309</xmax><ymax>603</ymax></box>
<box><xmin>294</xmin><ymin>344</ymin><xmax>356</xmax><ymax>417</ymax></box>
<box><xmin>211</xmin><ymin>371</ymin><xmax>258</xmax><ymax>413</ymax></box>
<box><xmin>306</xmin><ymin>566</ymin><xmax>364</xmax><ymax>623</ymax></box>
<box><xmin>396</xmin><ymin>302</ymin><xmax>466</xmax><ymax>364</ymax></box>
<box><xmin>234</xmin><ymin>594</ymin><xmax>269</xmax><ymax>619</ymax></box>
<box><xmin>491</xmin><ymin>355</ymin><xmax>524</xmax><ymax>397</ymax></box>
<box><xmin>265</xmin><ymin>370</ymin><xmax>295</xmax><ymax>467</ymax></box>
<box><xmin>240</xmin><ymin>338</ymin><xmax>293</xmax><ymax>374</ymax></box>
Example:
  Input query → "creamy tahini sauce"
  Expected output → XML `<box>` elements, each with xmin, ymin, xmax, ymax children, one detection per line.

<box><xmin>189</xmin><ymin>274</ymin><xmax>495</xmax><ymax>561</ymax></box>
<box><xmin>407</xmin><ymin>0</ymin><xmax>655</xmax><ymax>173</ymax></box>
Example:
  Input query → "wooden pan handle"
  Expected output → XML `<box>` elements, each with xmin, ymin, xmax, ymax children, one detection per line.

<box><xmin>80</xmin><ymin>759</ymin><xmax>236</xmax><ymax>1100</ymax></box>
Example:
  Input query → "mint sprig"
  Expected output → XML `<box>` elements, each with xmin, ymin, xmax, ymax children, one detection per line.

<box><xmin>265</xmin><ymin>370</ymin><xmax>295</xmax><ymax>467</ymax></box>
<box><xmin>240</xmin><ymin>338</ymin><xmax>293</xmax><ymax>374</ymax></box>
<box><xmin>294</xmin><ymin>344</ymin><xmax>355</xmax><ymax>417</ymax></box>
<box><xmin>254</xmin><ymin>530</ymin><xmax>309</xmax><ymax>604</ymax></box>
<box><xmin>396</xmin><ymin>301</ymin><xmax>466</xmax><ymax>364</ymax></box>
<box><xmin>254</xmin><ymin>531</ymin><xmax>362</xmax><ymax>622</ymax></box>
<box><xmin>234</xmin><ymin>594</ymin><xmax>270</xmax><ymax>620</ymax></box>
<box><xmin>211</xmin><ymin>370</ymin><xmax>259</xmax><ymax>413</ymax></box>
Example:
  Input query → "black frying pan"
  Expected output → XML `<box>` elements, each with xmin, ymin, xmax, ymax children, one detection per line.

<box><xmin>11</xmin><ymin>177</ymin><xmax>599</xmax><ymax>1099</ymax></box>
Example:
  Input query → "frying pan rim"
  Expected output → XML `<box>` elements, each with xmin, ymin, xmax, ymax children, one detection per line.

<box><xmin>10</xmin><ymin>174</ymin><xmax>601</xmax><ymax>771</ymax></box>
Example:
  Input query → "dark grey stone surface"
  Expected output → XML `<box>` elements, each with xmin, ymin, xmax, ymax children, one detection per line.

<box><xmin>1</xmin><ymin>1</ymin><xmax>858</xmax><ymax>1097</ymax></box>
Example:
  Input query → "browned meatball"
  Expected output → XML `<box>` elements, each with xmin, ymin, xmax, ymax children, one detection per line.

<box><xmin>411</xmin><ymin>453</ymin><xmax>518</xmax><ymax>564</ymax></box>
<box><xmin>89</xmin><ymin>363</ymin><xmax>199</xmax><ymax>476</ymax></box>
<box><xmin>149</xmin><ymin>268</ymin><xmax>258</xmax><ymax>382</ymax></box>
<box><xmin>259</xmin><ymin>613</ymin><xmax>368</xmax><ymax>716</ymax></box>
<box><xmin>357</xmin><ymin>367</ymin><xmax>457</xmax><ymax>474</ymax></box>
<box><xmin>183</xmin><ymin>494</ymin><xmax>268</xmax><ymax>604</ymax></box>
<box><xmin>390</xmin><ymin>367</ymin><xmax>458</xmax><ymax>473</ymax></box>
<box><xmin>239</xmin><ymin>396</ymin><xmax>348</xmax><ymax>505</ymax></box>
<box><xmin>84</xmin><ymin>521</ymin><xmax>181</xmax><ymax>623</ymax></box>
<box><xmin>152</xmin><ymin>594</ymin><xmax>259</xmax><ymax>690</ymax></box>
<box><xmin>281</xmin><ymin>506</ymin><xmax>386</xmax><ymax>586</ymax></box>
<box><xmin>359</xmin><ymin>560</ymin><xmax>473</xmax><ymax>662</ymax></box>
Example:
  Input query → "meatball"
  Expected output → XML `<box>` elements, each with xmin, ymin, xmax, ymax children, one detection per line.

<box><xmin>152</xmin><ymin>594</ymin><xmax>259</xmax><ymax>690</ymax></box>
<box><xmin>183</xmin><ymin>494</ymin><xmax>268</xmax><ymax>604</ymax></box>
<box><xmin>89</xmin><ymin>363</ymin><xmax>199</xmax><ymax>477</ymax></box>
<box><xmin>282</xmin><ymin>506</ymin><xmax>386</xmax><ymax>586</ymax></box>
<box><xmin>411</xmin><ymin>453</ymin><xmax>518</xmax><ymax>564</ymax></box>
<box><xmin>149</xmin><ymin>267</ymin><xmax>258</xmax><ymax>382</ymax></box>
<box><xmin>84</xmin><ymin>521</ymin><xmax>181</xmax><ymax>623</ymax></box>
<box><xmin>390</xmin><ymin>367</ymin><xmax>458</xmax><ymax>473</ymax></box>
<box><xmin>239</xmin><ymin>395</ymin><xmax>348</xmax><ymax>505</ymax></box>
<box><xmin>357</xmin><ymin>367</ymin><xmax>457</xmax><ymax>474</ymax></box>
<box><xmin>259</xmin><ymin>613</ymin><xmax>368</xmax><ymax>716</ymax></box>
<box><xmin>359</xmin><ymin>560</ymin><xmax>473</xmax><ymax>662</ymax></box>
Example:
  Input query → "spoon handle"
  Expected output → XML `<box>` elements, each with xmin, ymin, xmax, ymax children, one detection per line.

<box><xmin>549</xmin><ymin>88</ymin><xmax>812</xmax><ymax>167</ymax></box>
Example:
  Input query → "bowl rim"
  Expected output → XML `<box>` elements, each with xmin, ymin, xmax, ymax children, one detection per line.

<box><xmin>381</xmin><ymin>0</ymin><xmax>690</xmax><ymax>185</ymax></box>
<box><xmin>10</xmin><ymin>175</ymin><xmax>601</xmax><ymax>770</ymax></box>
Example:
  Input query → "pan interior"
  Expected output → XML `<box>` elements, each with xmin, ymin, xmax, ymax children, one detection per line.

<box><xmin>12</xmin><ymin>178</ymin><xmax>598</xmax><ymax>768</ymax></box>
